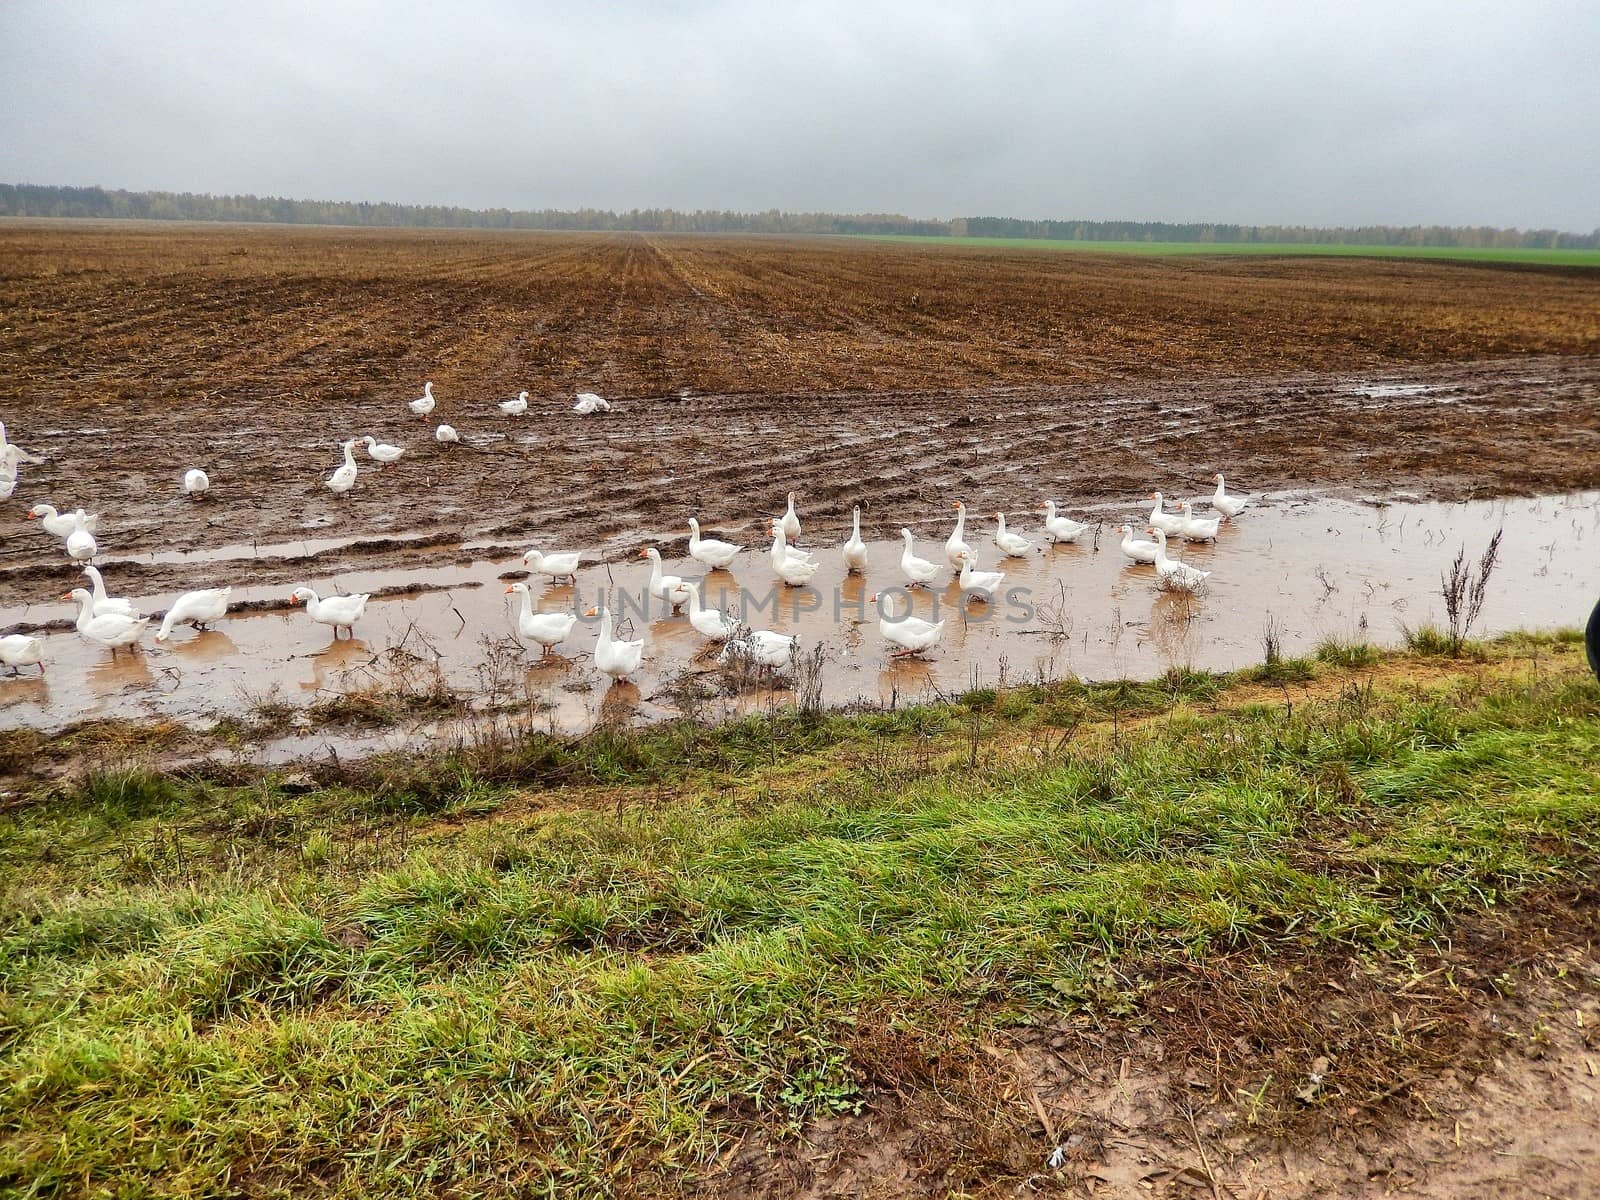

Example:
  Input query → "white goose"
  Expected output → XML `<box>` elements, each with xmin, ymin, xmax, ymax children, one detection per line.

<box><xmin>683</xmin><ymin>581</ymin><xmax>740</xmax><ymax>641</ymax></box>
<box><xmin>1149</xmin><ymin>529</ymin><xmax>1211</xmax><ymax>592</ymax></box>
<box><xmin>1040</xmin><ymin>500</ymin><xmax>1091</xmax><ymax>544</ymax></box>
<box><xmin>499</xmin><ymin>391</ymin><xmax>530</xmax><ymax>416</ymax></box>
<box><xmin>0</xmin><ymin>423</ymin><xmax>43</xmax><ymax>465</ymax></box>
<box><xmin>184</xmin><ymin>468</ymin><xmax>210</xmax><ymax>499</ymax></box>
<box><xmin>65</xmin><ymin>517</ymin><xmax>97</xmax><ymax>563</ymax></box>
<box><xmin>994</xmin><ymin>512</ymin><xmax>1032</xmax><ymax>557</ymax></box>
<box><xmin>585</xmin><ymin>602</ymin><xmax>644</xmax><ymax>682</ymax></box>
<box><xmin>155</xmin><ymin>588</ymin><xmax>232</xmax><ymax>642</ymax></box>
<box><xmin>64</xmin><ymin>588</ymin><xmax>148</xmax><ymax>656</ymax></box>
<box><xmin>327</xmin><ymin>440</ymin><xmax>359</xmax><ymax>495</ymax></box>
<box><xmin>361</xmin><ymin>436</ymin><xmax>405</xmax><ymax>465</ymax></box>
<box><xmin>435</xmin><ymin>424</ymin><xmax>460</xmax><ymax>445</ymax></box>
<box><xmin>409</xmin><ymin>381</ymin><xmax>436</xmax><ymax>418</ymax></box>
<box><xmin>687</xmin><ymin>518</ymin><xmax>742</xmax><ymax>570</ymax></box>
<box><xmin>778</xmin><ymin>491</ymin><xmax>802</xmax><ymax>542</ymax></box>
<box><xmin>956</xmin><ymin>552</ymin><xmax>1006</xmax><ymax>598</ymax></box>
<box><xmin>81</xmin><ymin>565</ymin><xmax>139</xmax><ymax>617</ymax></box>
<box><xmin>1146</xmin><ymin>493</ymin><xmax>1186</xmax><ymax>536</ymax></box>
<box><xmin>1208</xmin><ymin>473</ymin><xmax>1250</xmax><ymax>520</ymax></box>
<box><xmin>768</xmin><ymin>515</ymin><xmax>816</xmax><ymax>563</ymax></box>
<box><xmin>522</xmin><ymin>547</ymin><xmax>583</xmax><ymax>585</ymax></box>
<box><xmin>0</xmin><ymin>633</ymin><xmax>44</xmax><ymax>675</ymax></box>
<box><xmin>573</xmin><ymin>392</ymin><xmax>612</xmax><ymax>415</ymax></box>
<box><xmin>640</xmin><ymin>547</ymin><xmax>691</xmax><ymax>612</ymax></box>
<box><xmin>841</xmin><ymin>506</ymin><xmax>869</xmax><ymax>573</ymax></box>
<box><xmin>27</xmin><ymin>504</ymin><xmax>99</xmax><ymax>539</ymax></box>
<box><xmin>768</xmin><ymin>521</ymin><xmax>820</xmax><ymax>586</ymax></box>
<box><xmin>0</xmin><ymin>443</ymin><xmax>25</xmax><ymax>474</ymax></box>
<box><xmin>1117</xmin><ymin>523</ymin><xmax>1160</xmax><ymax>565</ymax></box>
<box><xmin>899</xmin><ymin>528</ymin><xmax>941</xmax><ymax>588</ymax></box>
<box><xmin>722</xmin><ymin>629</ymin><xmax>798</xmax><ymax>672</ymax></box>
<box><xmin>505</xmin><ymin>582</ymin><xmax>578</xmax><ymax>656</ymax></box>
<box><xmin>1176</xmin><ymin>501</ymin><xmax>1220</xmax><ymax>542</ymax></box>
<box><xmin>289</xmin><ymin>586</ymin><xmax>369</xmax><ymax>638</ymax></box>
<box><xmin>869</xmin><ymin>592</ymin><xmax>945</xmax><ymax>658</ymax></box>
<box><xmin>945</xmin><ymin>502</ymin><xmax>973</xmax><ymax>569</ymax></box>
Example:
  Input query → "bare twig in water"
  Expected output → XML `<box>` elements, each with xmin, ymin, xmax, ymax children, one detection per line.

<box><xmin>1441</xmin><ymin>527</ymin><xmax>1503</xmax><ymax>656</ymax></box>
<box><xmin>1262</xmin><ymin>616</ymin><xmax>1282</xmax><ymax>667</ymax></box>
<box><xmin>1029</xmin><ymin>579</ymin><xmax>1073</xmax><ymax>644</ymax></box>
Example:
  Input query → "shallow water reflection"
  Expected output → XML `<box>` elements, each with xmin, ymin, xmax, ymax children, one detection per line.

<box><xmin>1</xmin><ymin>489</ymin><xmax>1595</xmax><ymax>736</ymax></box>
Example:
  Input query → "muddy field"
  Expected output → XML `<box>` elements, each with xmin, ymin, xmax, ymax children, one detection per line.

<box><xmin>4</xmin><ymin>223</ymin><xmax>1600</xmax><ymax>1200</ymax></box>
<box><xmin>2</xmin><ymin>221</ymin><xmax>1599</xmax><ymax>603</ymax></box>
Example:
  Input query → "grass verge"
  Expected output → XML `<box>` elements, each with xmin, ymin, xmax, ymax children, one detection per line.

<box><xmin>1</xmin><ymin>635</ymin><xmax>1596</xmax><ymax>1196</ymax></box>
<box><xmin>852</xmin><ymin>234</ymin><xmax>1600</xmax><ymax>268</ymax></box>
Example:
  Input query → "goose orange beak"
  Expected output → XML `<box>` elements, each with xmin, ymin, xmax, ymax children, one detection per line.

<box><xmin>637</xmin><ymin>549</ymin><xmax>648</xmax><ymax>559</ymax></box>
<box><xmin>59</xmin><ymin>592</ymin><xmax>72</xmax><ymax>601</ymax></box>
<box><xmin>504</xmin><ymin>585</ymin><xmax>516</xmax><ymax>594</ymax></box>
<box><xmin>288</xmin><ymin>595</ymin><xmax>301</xmax><ymax>605</ymax></box>
<box><xmin>584</xmin><ymin>606</ymin><xmax>599</xmax><ymax>617</ymax></box>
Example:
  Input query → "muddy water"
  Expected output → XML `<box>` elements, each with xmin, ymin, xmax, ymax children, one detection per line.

<box><xmin>1</xmin><ymin>491</ymin><xmax>1595</xmax><ymax>738</ymax></box>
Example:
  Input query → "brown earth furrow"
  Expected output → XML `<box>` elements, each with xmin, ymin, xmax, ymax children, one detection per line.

<box><xmin>1</xmin><ymin>223</ymin><xmax>1597</xmax><ymax>601</ymax></box>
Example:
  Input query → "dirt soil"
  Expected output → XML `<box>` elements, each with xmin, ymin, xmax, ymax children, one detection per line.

<box><xmin>713</xmin><ymin>892</ymin><xmax>1600</xmax><ymax>1199</ymax></box>
<box><xmin>1</xmin><ymin>222</ymin><xmax>1598</xmax><ymax>602</ymax></box>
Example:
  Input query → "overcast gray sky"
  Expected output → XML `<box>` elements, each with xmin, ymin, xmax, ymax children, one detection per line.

<box><xmin>2</xmin><ymin>0</ymin><xmax>1596</xmax><ymax>230</ymax></box>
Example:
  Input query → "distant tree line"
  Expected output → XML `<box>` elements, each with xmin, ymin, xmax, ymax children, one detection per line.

<box><xmin>2</xmin><ymin>183</ymin><xmax>1594</xmax><ymax>248</ymax></box>
<box><xmin>0</xmin><ymin>184</ymin><xmax>947</xmax><ymax>237</ymax></box>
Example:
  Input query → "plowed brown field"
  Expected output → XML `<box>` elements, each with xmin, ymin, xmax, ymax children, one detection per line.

<box><xmin>2</xmin><ymin>220</ymin><xmax>1598</xmax><ymax>598</ymax></box>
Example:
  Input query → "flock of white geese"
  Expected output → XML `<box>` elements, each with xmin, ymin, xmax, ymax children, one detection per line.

<box><xmin>0</xmin><ymin>383</ymin><xmax>1250</xmax><ymax>686</ymax></box>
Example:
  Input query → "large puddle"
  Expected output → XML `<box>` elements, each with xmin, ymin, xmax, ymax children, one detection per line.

<box><xmin>2</xmin><ymin>491</ymin><xmax>1596</xmax><ymax>740</ymax></box>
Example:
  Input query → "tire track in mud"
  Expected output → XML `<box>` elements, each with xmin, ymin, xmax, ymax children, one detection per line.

<box><xmin>7</xmin><ymin>353</ymin><xmax>1589</xmax><ymax>607</ymax></box>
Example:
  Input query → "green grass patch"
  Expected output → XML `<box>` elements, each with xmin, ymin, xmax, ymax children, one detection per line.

<box><xmin>0</xmin><ymin>643</ymin><xmax>1595</xmax><ymax>1196</ymax></box>
<box><xmin>1250</xmin><ymin>655</ymin><xmax>1318</xmax><ymax>684</ymax></box>
<box><xmin>1315</xmin><ymin>638</ymin><xmax>1383</xmax><ymax>669</ymax></box>
<box><xmin>1401</xmin><ymin>623</ymin><xmax>1487</xmax><ymax>658</ymax></box>
<box><xmin>849</xmin><ymin>234</ymin><xmax>1600</xmax><ymax>267</ymax></box>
